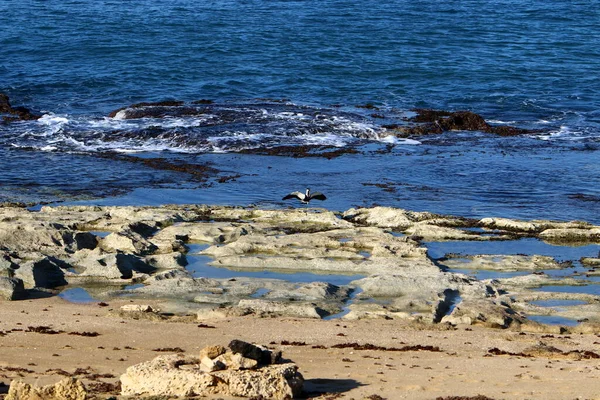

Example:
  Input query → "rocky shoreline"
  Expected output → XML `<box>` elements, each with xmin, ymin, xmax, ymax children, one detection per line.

<box><xmin>1</xmin><ymin>204</ymin><xmax>599</xmax><ymax>333</ymax></box>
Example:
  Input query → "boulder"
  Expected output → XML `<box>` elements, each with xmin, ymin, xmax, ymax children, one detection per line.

<box><xmin>13</xmin><ymin>257</ymin><xmax>68</xmax><ymax>289</ymax></box>
<box><xmin>6</xmin><ymin>377</ymin><xmax>87</xmax><ymax>400</ymax></box>
<box><xmin>0</xmin><ymin>277</ymin><xmax>26</xmax><ymax>300</ymax></box>
<box><xmin>120</xmin><ymin>353</ymin><xmax>303</xmax><ymax>399</ymax></box>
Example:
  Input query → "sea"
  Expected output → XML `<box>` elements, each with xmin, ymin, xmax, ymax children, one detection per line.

<box><xmin>1</xmin><ymin>0</ymin><xmax>600</xmax><ymax>224</ymax></box>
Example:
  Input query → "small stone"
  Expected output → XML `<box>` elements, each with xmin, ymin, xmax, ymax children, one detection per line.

<box><xmin>120</xmin><ymin>304</ymin><xmax>155</xmax><ymax>313</ymax></box>
<box><xmin>200</xmin><ymin>356</ymin><xmax>225</xmax><ymax>372</ymax></box>
<box><xmin>215</xmin><ymin>352</ymin><xmax>258</xmax><ymax>370</ymax></box>
<box><xmin>199</xmin><ymin>345</ymin><xmax>226</xmax><ymax>360</ymax></box>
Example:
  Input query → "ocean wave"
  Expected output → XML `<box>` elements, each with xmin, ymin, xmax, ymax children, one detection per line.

<box><xmin>3</xmin><ymin>102</ymin><xmax>403</xmax><ymax>154</ymax></box>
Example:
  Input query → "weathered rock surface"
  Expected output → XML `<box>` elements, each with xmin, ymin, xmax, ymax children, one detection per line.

<box><xmin>1</xmin><ymin>204</ymin><xmax>595</xmax><ymax>327</ymax></box>
<box><xmin>237</xmin><ymin>299</ymin><xmax>326</xmax><ymax>319</ymax></box>
<box><xmin>6</xmin><ymin>377</ymin><xmax>87</xmax><ymax>400</ymax></box>
<box><xmin>439</xmin><ymin>254</ymin><xmax>564</xmax><ymax>271</ymax></box>
<box><xmin>13</xmin><ymin>257</ymin><xmax>68</xmax><ymax>289</ymax></box>
<box><xmin>120</xmin><ymin>342</ymin><xmax>302</xmax><ymax>399</ymax></box>
<box><xmin>0</xmin><ymin>277</ymin><xmax>26</xmax><ymax>300</ymax></box>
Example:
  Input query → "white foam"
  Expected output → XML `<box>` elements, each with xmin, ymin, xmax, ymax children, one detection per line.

<box><xmin>377</xmin><ymin>135</ymin><xmax>421</xmax><ymax>145</ymax></box>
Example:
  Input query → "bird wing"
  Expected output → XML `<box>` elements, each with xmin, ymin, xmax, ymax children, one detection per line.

<box><xmin>282</xmin><ymin>191</ymin><xmax>304</xmax><ymax>200</ymax></box>
<box><xmin>309</xmin><ymin>192</ymin><xmax>327</xmax><ymax>201</ymax></box>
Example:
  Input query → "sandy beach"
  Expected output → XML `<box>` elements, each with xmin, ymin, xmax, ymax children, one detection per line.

<box><xmin>1</xmin><ymin>296</ymin><xmax>599</xmax><ymax>399</ymax></box>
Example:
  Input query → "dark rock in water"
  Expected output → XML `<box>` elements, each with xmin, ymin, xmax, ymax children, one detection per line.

<box><xmin>239</xmin><ymin>144</ymin><xmax>358</xmax><ymax>159</ymax></box>
<box><xmin>108</xmin><ymin>100</ymin><xmax>204</xmax><ymax>119</ymax></box>
<box><xmin>0</xmin><ymin>93</ymin><xmax>41</xmax><ymax>122</ymax></box>
<box><xmin>389</xmin><ymin>109</ymin><xmax>538</xmax><ymax>137</ymax></box>
<box><xmin>0</xmin><ymin>93</ymin><xmax>12</xmax><ymax>113</ymax></box>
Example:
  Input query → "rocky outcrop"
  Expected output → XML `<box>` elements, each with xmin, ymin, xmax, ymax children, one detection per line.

<box><xmin>120</xmin><ymin>340</ymin><xmax>303</xmax><ymax>399</ymax></box>
<box><xmin>6</xmin><ymin>377</ymin><xmax>87</xmax><ymax>400</ymax></box>
<box><xmin>0</xmin><ymin>93</ymin><xmax>41</xmax><ymax>122</ymax></box>
<box><xmin>0</xmin><ymin>204</ymin><xmax>596</xmax><ymax>327</ymax></box>
<box><xmin>386</xmin><ymin>109</ymin><xmax>539</xmax><ymax>137</ymax></box>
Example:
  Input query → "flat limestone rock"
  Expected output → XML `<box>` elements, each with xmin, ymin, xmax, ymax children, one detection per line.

<box><xmin>237</xmin><ymin>299</ymin><xmax>325</xmax><ymax>319</ymax></box>
<box><xmin>120</xmin><ymin>353</ymin><xmax>303</xmax><ymax>399</ymax></box>
<box><xmin>6</xmin><ymin>377</ymin><xmax>87</xmax><ymax>400</ymax></box>
<box><xmin>439</xmin><ymin>254</ymin><xmax>564</xmax><ymax>271</ymax></box>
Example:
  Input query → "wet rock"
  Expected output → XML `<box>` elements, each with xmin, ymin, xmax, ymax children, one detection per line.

<box><xmin>0</xmin><ymin>277</ymin><xmax>26</xmax><ymax>300</ymax></box>
<box><xmin>539</xmin><ymin>227</ymin><xmax>600</xmax><ymax>244</ymax></box>
<box><xmin>120</xmin><ymin>353</ymin><xmax>303</xmax><ymax>399</ymax></box>
<box><xmin>14</xmin><ymin>257</ymin><xmax>68</xmax><ymax>289</ymax></box>
<box><xmin>6</xmin><ymin>377</ymin><xmax>87</xmax><ymax>400</ymax></box>
<box><xmin>388</xmin><ymin>109</ymin><xmax>537</xmax><ymax>137</ymax></box>
<box><xmin>0</xmin><ymin>93</ymin><xmax>41</xmax><ymax>122</ymax></box>
<box><xmin>108</xmin><ymin>101</ymin><xmax>198</xmax><ymax>119</ymax></box>
<box><xmin>581</xmin><ymin>257</ymin><xmax>600</xmax><ymax>267</ymax></box>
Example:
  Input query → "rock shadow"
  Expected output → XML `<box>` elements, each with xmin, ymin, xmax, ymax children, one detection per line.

<box><xmin>302</xmin><ymin>378</ymin><xmax>364</xmax><ymax>398</ymax></box>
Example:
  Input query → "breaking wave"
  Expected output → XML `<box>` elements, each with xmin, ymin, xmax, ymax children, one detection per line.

<box><xmin>2</xmin><ymin>102</ymin><xmax>409</xmax><ymax>154</ymax></box>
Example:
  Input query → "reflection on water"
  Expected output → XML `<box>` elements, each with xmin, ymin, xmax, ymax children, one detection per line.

<box><xmin>527</xmin><ymin>315</ymin><xmax>579</xmax><ymax>327</ymax></box>
<box><xmin>58</xmin><ymin>287</ymin><xmax>96</xmax><ymax>303</ymax></box>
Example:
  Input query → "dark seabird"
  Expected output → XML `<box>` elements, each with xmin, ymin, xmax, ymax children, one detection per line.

<box><xmin>282</xmin><ymin>188</ymin><xmax>327</xmax><ymax>204</ymax></box>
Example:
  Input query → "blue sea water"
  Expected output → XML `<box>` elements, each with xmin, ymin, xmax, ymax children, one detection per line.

<box><xmin>1</xmin><ymin>0</ymin><xmax>600</xmax><ymax>223</ymax></box>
